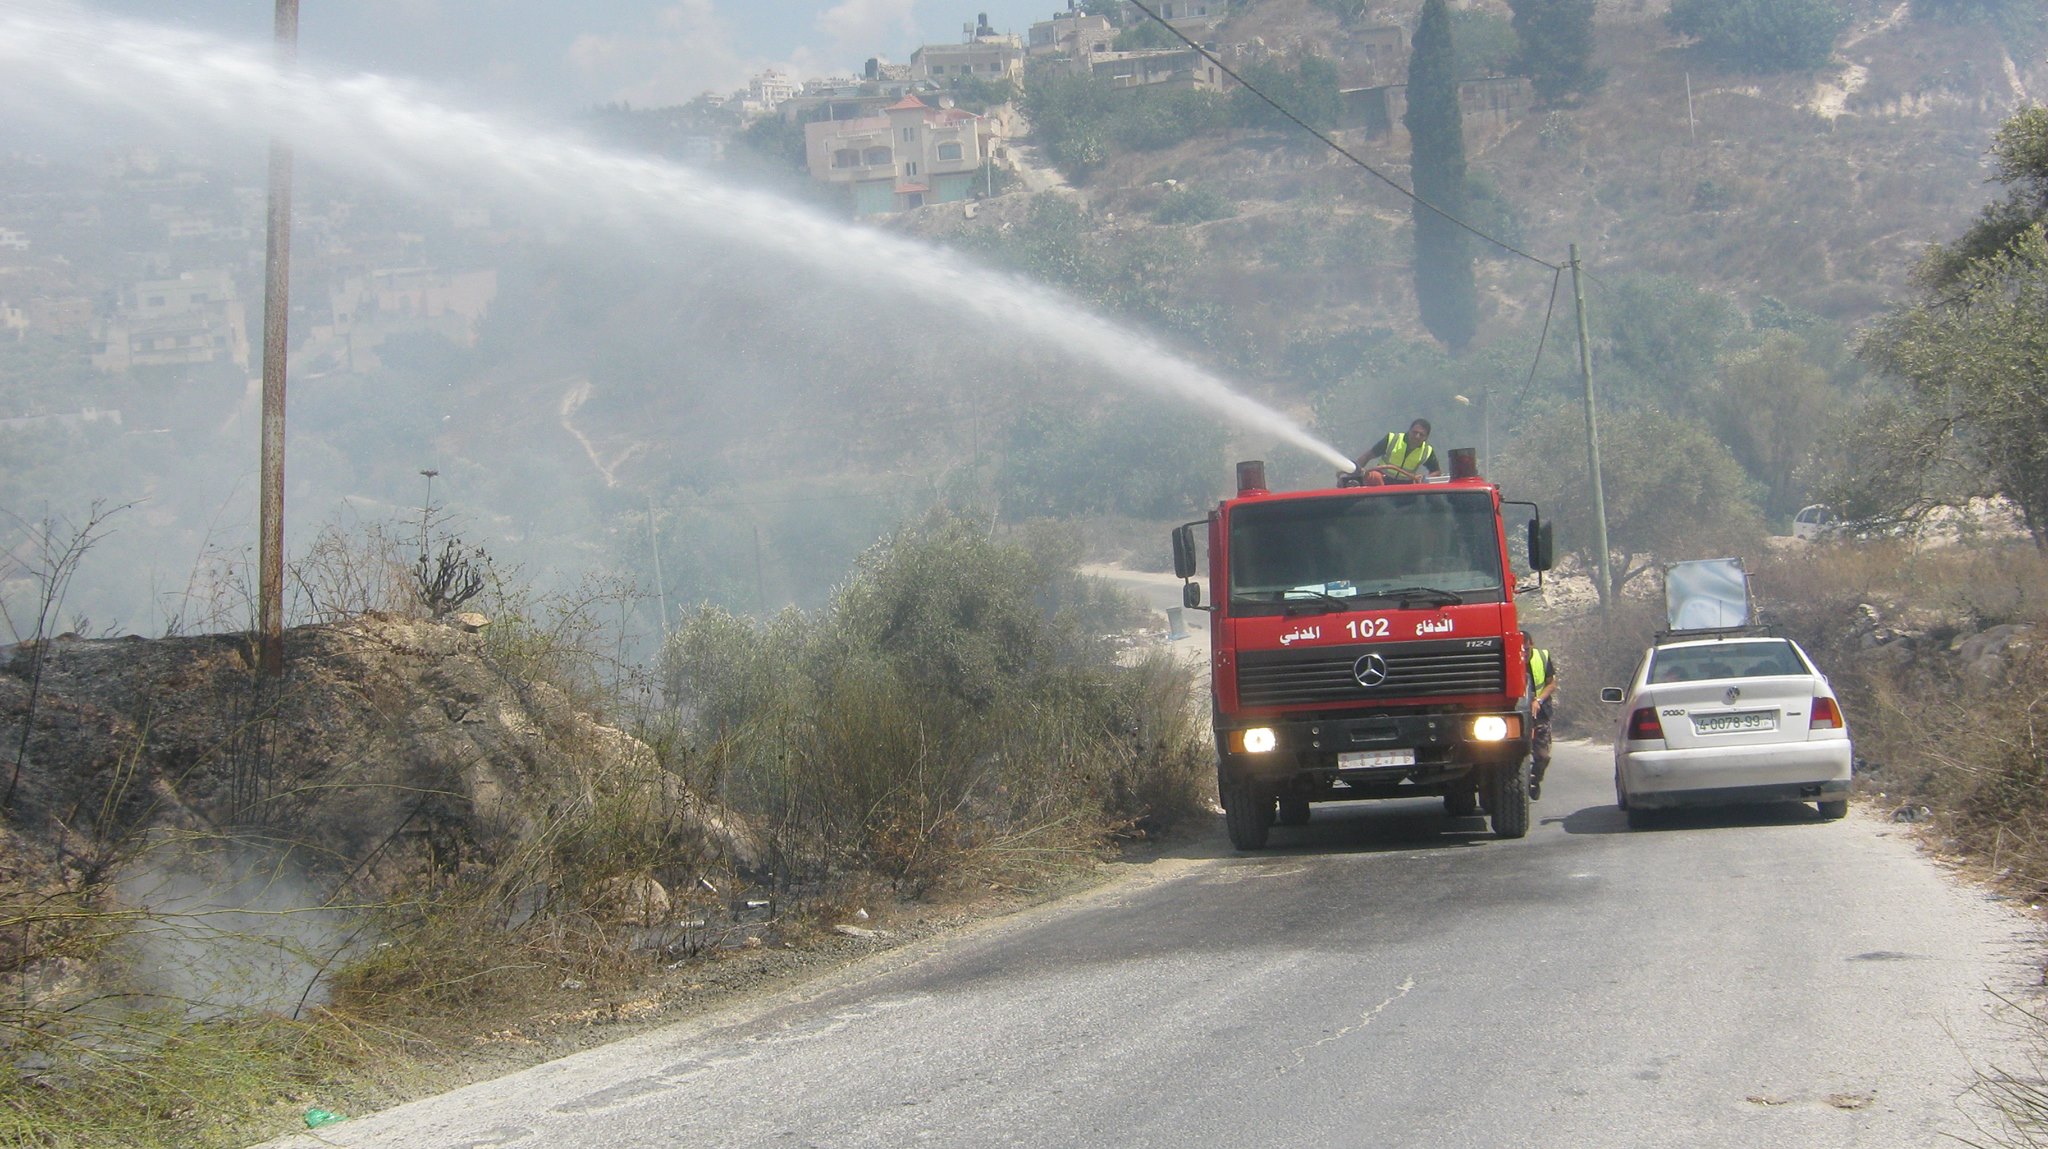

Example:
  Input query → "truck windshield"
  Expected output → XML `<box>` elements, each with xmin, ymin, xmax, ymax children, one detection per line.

<box><xmin>1227</xmin><ymin>489</ymin><xmax>1506</xmax><ymax>616</ymax></box>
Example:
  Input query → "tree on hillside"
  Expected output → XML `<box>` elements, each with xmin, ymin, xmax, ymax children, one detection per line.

<box><xmin>1230</xmin><ymin>56</ymin><xmax>1345</xmax><ymax>133</ymax></box>
<box><xmin>1920</xmin><ymin>107</ymin><xmax>2048</xmax><ymax>289</ymax></box>
<box><xmin>1707</xmin><ymin>333</ymin><xmax>1844</xmax><ymax>519</ymax></box>
<box><xmin>1858</xmin><ymin>227</ymin><xmax>2048</xmax><ymax>548</ymax></box>
<box><xmin>1405</xmin><ymin>0</ymin><xmax>1478</xmax><ymax>352</ymax></box>
<box><xmin>1826</xmin><ymin>109</ymin><xmax>2048</xmax><ymax>546</ymax></box>
<box><xmin>1665</xmin><ymin>0</ymin><xmax>1850</xmax><ymax>73</ymax></box>
<box><xmin>1497</xmin><ymin>407</ymin><xmax>1765</xmax><ymax>598</ymax></box>
<box><xmin>1507</xmin><ymin>0</ymin><xmax>1604</xmax><ymax>103</ymax></box>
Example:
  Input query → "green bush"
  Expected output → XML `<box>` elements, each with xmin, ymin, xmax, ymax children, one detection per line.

<box><xmin>1666</xmin><ymin>0</ymin><xmax>1850</xmax><ymax>72</ymax></box>
<box><xmin>662</xmin><ymin>512</ymin><xmax>1210</xmax><ymax>892</ymax></box>
<box><xmin>1152</xmin><ymin>183</ymin><xmax>1235</xmax><ymax>225</ymax></box>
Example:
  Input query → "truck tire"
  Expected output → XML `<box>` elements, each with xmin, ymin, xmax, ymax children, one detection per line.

<box><xmin>1277</xmin><ymin>793</ymin><xmax>1311</xmax><ymax>827</ymax></box>
<box><xmin>1223</xmin><ymin>783</ymin><xmax>1272</xmax><ymax>850</ymax></box>
<box><xmin>1817</xmin><ymin>799</ymin><xmax>1848</xmax><ymax>821</ymax></box>
<box><xmin>1489</xmin><ymin>758</ymin><xmax>1531</xmax><ymax>840</ymax></box>
<box><xmin>1444</xmin><ymin>778</ymin><xmax>1481</xmax><ymax>817</ymax></box>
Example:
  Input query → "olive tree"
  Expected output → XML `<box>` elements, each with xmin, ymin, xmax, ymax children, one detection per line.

<box><xmin>1496</xmin><ymin>406</ymin><xmax>1766</xmax><ymax>598</ymax></box>
<box><xmin>1859</xmin><ymin>226</ymin><xmax>2048</xmax><ymax>548</ymax></box>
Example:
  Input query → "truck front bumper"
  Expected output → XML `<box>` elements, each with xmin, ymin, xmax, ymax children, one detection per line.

<box><xmin>1222</xmin><ymin>711</ymin><xmax>1529</xmax><ymax>783</ymax></box>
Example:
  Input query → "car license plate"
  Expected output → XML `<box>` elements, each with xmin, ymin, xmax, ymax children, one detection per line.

<box><xmin>1339</xmin><ymin>749</ymin><xmax>1416</xmax><ymax>769</ymax></box>
<box><xmin>1692</xmin><ymin>711</ymin><xmax>1776</xmax><ymax>734</ymax></box>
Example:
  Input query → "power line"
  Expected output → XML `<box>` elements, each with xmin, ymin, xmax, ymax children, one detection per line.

<box><xmin>1513</xmin><ymin>266</ymin><xmax>1566</xmax><ymax>407</ymax></box>
<box><xmin>1123</xmin><ymin>0</ymin><xmax>1561</xmax><ymax>273</ymax></box>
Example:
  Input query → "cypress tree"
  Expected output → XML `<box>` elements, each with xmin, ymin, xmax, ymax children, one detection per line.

<box><xmin>1508</xmin><ymin>0</ymin><xmax>1603</xmax><ymax>104</ymax></box>
<box><xmin>1405</xmin><ymin>0</ymin><xmax>1477</xmax><ymax>352</ymax></box>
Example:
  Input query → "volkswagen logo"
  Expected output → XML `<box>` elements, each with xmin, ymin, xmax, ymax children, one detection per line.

<box><xmin>1724</xmin><ymin>686</ymin><xmax>1741</xmax><ymax>705</ymax></box>
<box><xmin>1352</xmin><ymin>653</ymin><xmax>1391</xmax><ymax>688</ymax></box>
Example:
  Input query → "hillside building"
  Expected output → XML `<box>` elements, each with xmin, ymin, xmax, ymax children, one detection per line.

<box><xmin>298</xmin><ymin>266</ymin><xmax>499</xmax><ymax>374</ymax></box>
<box><xmin>1345</xmin><ymin>76</ymin><xmax>1533</xmax><ymax>143</ymax></box>
<box><xmin>91</xmin><ymin>268</ymin><xmax>250</xmax><ymax>373</ymax></box>
<box><xmin>803</xmin><ymin>95</ymin><xmax>994</xmax><ymax>215</ymax></box>
<box><xmin>1027</xmin><ymin>12</ymin><xmax>1115</xmax><ymax>58</ymax></box>
<box><xmin>911</xmin><ymin>36</ymin><xmax>1024</xmax><ymax>83</ymax></box>
<box><xmin>1089</xmin><ymin>47</ymin><xmax>1226</xmax><ymax>92</ymax></box>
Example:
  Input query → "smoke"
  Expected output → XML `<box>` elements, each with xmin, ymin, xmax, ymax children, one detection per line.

<box><xmin>113</xmin><ymin>834</ymin><xmax>369</xmax><ymax>1018</ymax></box>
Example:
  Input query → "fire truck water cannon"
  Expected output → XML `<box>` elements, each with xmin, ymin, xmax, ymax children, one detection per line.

<box><xmin>1171</xmin><ymin>452</ymin><xmax>1554</xmax><ymax>850</ymax></box>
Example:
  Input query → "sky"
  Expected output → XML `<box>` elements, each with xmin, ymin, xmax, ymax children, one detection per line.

<box><xmin>87</xmin><ymin>2</ymin><xmax>1066</xmax><ymax>113</ymax></box>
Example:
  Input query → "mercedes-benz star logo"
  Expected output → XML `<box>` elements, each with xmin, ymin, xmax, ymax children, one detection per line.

<box><xmin>1352</xmin><ymin>653</ymin><xmax>1390</xmax><ymax>688</ymax></box>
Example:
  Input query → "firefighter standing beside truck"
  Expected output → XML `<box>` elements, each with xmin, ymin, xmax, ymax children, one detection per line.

<box><xmin>1526</xmin><ymin>634</ymin><xmax>1557</xmax><ymax>801</ymax></box>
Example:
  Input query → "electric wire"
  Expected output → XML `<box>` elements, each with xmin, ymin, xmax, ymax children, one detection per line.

<box><xmin>1513</xmin><ymin>266</ymin><xmax>1567</xmax><ymax>408</ymax></box>
<box><xmin>1123</xmin><ymin>0</ymin><xmax>1561</xmax><ymax>272</ymax></box>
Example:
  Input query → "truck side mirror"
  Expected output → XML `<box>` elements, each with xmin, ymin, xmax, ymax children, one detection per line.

<box><xmin>1172</xmin><ymin>524</ymin><xmax>1198</xmax><ymax>580</ymax></box>
<box><xmin>1600</xmin><ymin>687</ymin><xmax>1625</xmax><ymax>704</ymax></box>
<box><xmin>1183</xmin><ymin>581</ymin><xmax>1201</xmax><ymax>609</ymax></box>
<box><xmin>1528</xmin><ymin>520</ymin><xmax>1555</xmax><ymax>572</ymax></box>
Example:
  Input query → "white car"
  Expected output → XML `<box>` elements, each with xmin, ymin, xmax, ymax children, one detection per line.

<box><xmin>1600</xmin><ymin>636</ymin><xmax>1852</xmax><ymax>829</ymax></box>
<box><xmin>1791</xmin><ymin>504</ymin><xmax>1838</xmax><ymax>541</ymax></box>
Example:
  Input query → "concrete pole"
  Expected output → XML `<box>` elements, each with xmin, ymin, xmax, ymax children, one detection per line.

<box><xmin>1570</xmin><ymin>244</ymin><xmax>1613</xmax><ymax>616</ymax></box>
<box><xmin>257</xmin><ymin>0</ymin><xmax>299</xmax><ymax>675</ymax></box>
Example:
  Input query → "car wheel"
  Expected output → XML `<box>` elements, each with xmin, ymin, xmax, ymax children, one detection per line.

<box><xmin>1222</xmin><ymin>782</ymin><xmax>1272</xmax><ymax>850</ymax></box>
<box><xmin>1445</xmin><ymin>779</ymin><xmax>1482</xmax><ymax>818</ymax></box>
<box><xmin>1817</xmin><ymin>799</ymin><xmax>1848</xmax><ymax>821</ymax></box>
<box><xmin>1625</xmin><ymin>807</ymin><xmax>1659</xmax><ymax>830</ymax></box>
<box><xmin>1614</xmin><ymin>767</ymin><xmax>1629</xmax><ymax>810</ymax></box>
<box><xmin>1489</xmin><ymin>758</ymin><xmax>1531</xmax><ymax>840</ymax></box>
<box><xmin>1277</xmin><ymin>793</ymin><xmax>1311</xmax><ymax>827</ymax></box>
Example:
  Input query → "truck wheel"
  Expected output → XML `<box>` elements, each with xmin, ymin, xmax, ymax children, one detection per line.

<box><xmin>1817</xmin><ymin>799</ymin><xmax>1848</xmax><ymax>821</ymax></box>
<box><xmin>1277</xmin><ymin>793</ymin><xmax>1311</xmax><ymax>827</ymax></box>
<box><xmin>1223</xmin><ymin>784</ymin><xmax>1272</xmax><ymax>850</ymax></box>
<box><xmin>1444</xmin><ymin>779</ymin><xmax>1481</xmax><ymax>818</ymax></box>
<box><xmin>1488</xmin><ymin>758</ymin><xmax>1531</xmax><ymax>840</ymax></box>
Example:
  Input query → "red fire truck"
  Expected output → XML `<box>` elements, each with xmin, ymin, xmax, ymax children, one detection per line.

<box><xmin>1171</xmin><ymin>451</ymin><xmax>1554</xmax><ymax>849</ymax></box>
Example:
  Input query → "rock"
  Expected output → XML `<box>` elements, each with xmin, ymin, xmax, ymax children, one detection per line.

<box><xmin>1891</xmin><ymin>804</ymin><xmax>1933</xmax><ymax>823</ymax></box>
<box><xmin>452</xmin><ymin>611</ymin><xmax>490</xmax><ymax>633</ymax></box>
<box><xmin>834</xmin><ymin>924</ymin><xmax>890</xmax><ymax>940</ymax></box>
<box><xmin>594</xmin><ymin>875</ymin><xmax>671</xmax><ymax>926</ymax></box>
<box><xmin>1955</xmin><ymin>623</ymin><xmax>2035</xmax><ymax>687</ymax></box>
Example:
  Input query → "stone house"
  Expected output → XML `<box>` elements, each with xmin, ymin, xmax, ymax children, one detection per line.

<box><xmin>803</xmin><ymin>96</ymin><xmax>994</xmax><ymax>215</ymax></box>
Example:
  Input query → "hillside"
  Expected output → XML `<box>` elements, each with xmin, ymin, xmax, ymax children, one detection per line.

<box><xmin>904</xmin><ymin>0</ymin><xmax>2043</xmax><ymax>361</ymax></box>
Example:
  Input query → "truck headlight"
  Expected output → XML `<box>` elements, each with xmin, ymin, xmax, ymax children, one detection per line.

<box><xmin>1241</xmin><ymin>727</ymin><xmax>1278</xmax><ymax>753</ymax></box>
<box><xmin>1471</xmin><ymin>715</ymin><xmax>1510</xmax><ymax>742</ymax></box>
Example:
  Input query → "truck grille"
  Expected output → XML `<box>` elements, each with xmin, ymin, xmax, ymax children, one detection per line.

<box><xmin>1236</xmin><ymin>639</ymin><xmax>1506</xmax><ymax>708</ymax></box>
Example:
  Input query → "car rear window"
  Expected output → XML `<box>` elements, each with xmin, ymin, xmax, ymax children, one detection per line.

<box><xmin>1647</xmin><ymin>640</ymin><xmax>1810</xmax><ymax>684</ymax></box>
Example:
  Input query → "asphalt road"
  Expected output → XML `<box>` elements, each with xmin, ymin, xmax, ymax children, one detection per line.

<box><xmin>275</xmin><ymin>741</ymin><xmax>2042</xmax><ymax>1149</ymax></box>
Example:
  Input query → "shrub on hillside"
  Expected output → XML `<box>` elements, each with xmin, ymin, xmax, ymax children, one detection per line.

<box><xmin>663</xmin><ymin>513</ymin><xmax>1210</xmax><ymax>892</ymax></box>
<box><xmin>1666</xmin><ymin>0</ymin><xmax>1850</xmax><ymax>72</ymax></box>
<box><xmin>1152</xmin><ymin>183</ymin><xmax>1235</xmax><ymax>225</ymax></box>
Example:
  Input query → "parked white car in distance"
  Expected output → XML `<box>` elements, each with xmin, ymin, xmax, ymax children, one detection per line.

<box><xmin>1791</xmin><ymin>504</ymin><xmax>1838</xmax><ymax>541</ymax></box>
<box><xmin>1601</xmin><ymin>636</ymin><xmax>1852</xmax><ymax>829</ymax></box>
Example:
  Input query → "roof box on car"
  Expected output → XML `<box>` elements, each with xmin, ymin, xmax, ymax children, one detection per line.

<box><xmin>1663</xmin><ymin>557</ymin><xmax>1752</xmax><ymax>634</ymax></box>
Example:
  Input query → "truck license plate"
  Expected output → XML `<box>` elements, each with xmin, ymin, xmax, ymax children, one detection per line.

<box><xmin>1692</xmin><ymin>711</ymin><xmax>1776</xmax><ymax>734</ymax></box>
<box><xmin>1339</xmin><ymin>749</ymin><xmax>1416</xmax><ymax>769</ymax></box>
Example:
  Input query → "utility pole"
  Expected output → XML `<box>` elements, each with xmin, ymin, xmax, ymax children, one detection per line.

<box><xmin>257</xmin><ymin>0</ymin><xmax>299</xmax><ymax>675</ymax></box>
<box><xmin>648</xmin><ymin>495</ymin><xmax>670</xmax><ymax>644</ymax></box>
<box><xmin>1570</xmin><ymin>243</ymin><xmax>1613</xmax><ymax>617</ymax></box>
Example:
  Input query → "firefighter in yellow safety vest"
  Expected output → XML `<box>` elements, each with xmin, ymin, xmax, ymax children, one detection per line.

<box><xmin>1525</xmin><ymin>634</ymin><xmax>1557</xmax><ymax>801</ymax></box>
<box><xmin>1351</xmin><ymin>419</ymin><xmax>1441</xmax><ymax>482</ymax></box>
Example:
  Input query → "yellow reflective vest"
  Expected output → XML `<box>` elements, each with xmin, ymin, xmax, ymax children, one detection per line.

<box><xmin>1528</xmin><ymin>648</ymin><xmax>1554</xmax><ymax>693</ymax></box>
<box><xmin>1382</xmin><ymin>432</ymin><xmax>1436</xmax><ymax>473</ymax></box>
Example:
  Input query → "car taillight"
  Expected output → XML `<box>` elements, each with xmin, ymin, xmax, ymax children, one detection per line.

<box><xmin>1627</xmin><ymin>707</ymin><xmax>1664</xmax><ymax>741</ymax></box>
<box><xmin>1810</xmin><ymin>696</ymin><xmax>1843</xmax><ymax>730</ymax></box>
